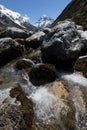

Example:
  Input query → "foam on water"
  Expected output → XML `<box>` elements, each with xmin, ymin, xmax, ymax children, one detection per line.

<box><xmin>22</xmin><ymin>73</ymin><xmax>59</xmax><ymax>122</ymax></box>
<box><xmin>29</xmin><ymin>86</ymin><xmax>56</xmax><ymax>121</ymax></box>
<box><xmin>0</xmin><ymin>88</ymin><xmax>11</xmax><ymax>104</ymax></box>
<box><xmin>57</xmin><ymin>72</ymin><xmax>87</xmax><ymax>87</ymax></box>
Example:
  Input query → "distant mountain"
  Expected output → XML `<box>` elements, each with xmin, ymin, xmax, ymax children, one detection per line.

<box><xmin>34</xmin><ymin>15</ymin><xmax>54</xmax><ymax>29</ymax></box>
<box><xmin>0</xmin><ymin>5</ymin><xmax>36</xmax><ymax>31</ymax></box>
<box><xmin>52</xmin><ymin>0</ymin><xmax>87</xmax><ymax>30</ymax></box>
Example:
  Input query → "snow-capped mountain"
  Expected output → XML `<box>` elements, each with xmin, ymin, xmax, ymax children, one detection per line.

<box><xmin>0</xmin><ymin>5</ymin><xmax>36</xmax><ymax>31</ymax></box>
<box><xmin>34</xmin><ymin>15</ymin><xmax>54</xmax><ymax>29</ymax></box>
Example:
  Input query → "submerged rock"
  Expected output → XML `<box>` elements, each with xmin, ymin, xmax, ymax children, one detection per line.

<box><xmin>0</xmin><ymin>37</ymin><xmax>23</xmax><ymax>67</ymax></box>
<box><xmin>0</xmin><ymin>84</ymin><xmax>34</xmax><ymax>130</ymax></box>
<box><xmin>25</xmin><ymin>31</ymin><xmax>45</xmax><ymax>49</ymax></box>
<box><xmin>28</xmin><ymin>63</ymin><xmax>56</xmax><ymax>86</ymax></box>
<box><xmin>41</xmin><ymin>20</ymin><xmax>87</xmax><ymax>70</ymax></box>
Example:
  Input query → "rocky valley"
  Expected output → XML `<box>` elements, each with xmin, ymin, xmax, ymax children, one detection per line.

<box><xmin>0</xmin><ymin>1</ymin><xmax>87</xmax><ymax>130</ymax></box>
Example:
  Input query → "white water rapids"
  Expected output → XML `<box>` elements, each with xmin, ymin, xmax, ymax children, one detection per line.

<box><xmin>57</xmin><ymin>71</ymin><xmax>87</xmax><ymax>87</ymax></box>
<box><xmin>0</xmin><ymin>68</ymin><xmax>87</xmax><ymax>130</ymax></box>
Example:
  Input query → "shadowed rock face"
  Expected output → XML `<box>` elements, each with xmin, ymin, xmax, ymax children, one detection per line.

<box><xmin>0</xmin><ymin>37</ymin><xmax>23</xmax><ymax>67</ymax></box>
<box><xmin>52</xmin><ymin>0</ymin><xmax>87</xmax><ymax>30</ymax></box>
<box><xmin>41</xmin><ymin>20</ymin><xmax>87</xmax><ymax>70</ymax></box>
<box><xmin>25</xmin><ymin>31</ymin><xmax>45</xmax><ymax>49</ymax></box>
<box><xmin>28</xmin><ymin>63</ymin><xmax>57</xmax><ymax>86</ymax></box>
<box><xmin>0</xmin><ymin>84</ymin><xmax>34</xmax><ymax>130</ymax></box>
<box><xmin>74</xmin><ymin>55</ymin><xmax>87</xmax><ymax>78</ymax></box>
<box><xmin>0</xmin><ymin>27</ymin><xmax>30</xmax><ymax>39</ymax></box>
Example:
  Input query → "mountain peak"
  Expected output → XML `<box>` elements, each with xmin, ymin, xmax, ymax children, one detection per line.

<box><xmin>0</xmin><ymin>4</ymin><xmax>29</xmax><ymax>23</ymax></box>
<box><xmin>0</xmin><ymin>4</ymin><xmax>36</xmax><ymax>31</ymax></box>
<box><xmin>34</xmin><ymin>15</ymin><xmax>54</xmax><ymax>29</ymax></box>
<box><xmin>40</xmin><ymin>15</ymin><xmax>48</xmax><ymax>19</ymax></box>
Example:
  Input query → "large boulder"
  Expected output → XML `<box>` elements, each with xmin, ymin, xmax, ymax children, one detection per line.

<box><xmin>0</xmin><ymin>84</ymin><xmax>34</xmax><ymax>130</ymax></box>
<box><xmin>0</xmin><ymin>37</ymin><xmax>23</xmax><ymax>67</ymax></box>
<box><xmin>74</xmin><ymin>55</ymin><xmax>87</xmax><ymax>78</ymax></box>
<box><xmin>0</xmin><ymin>27</ymin><xmax>31</xmax><ymax>39</ymax></box>
<box><xmin>28</xmin><ymin>63</ymin><xmax>56</xmax><ymax>86</ymax></box>
<box><xmin>41</xmin><ymin>20</ymin><xmax>87</xmax><ymax>70</ymax></box>
<box><xmin>25</xmin><ymin>31</ymin><xmax>45</xmax><ymax>49</ymax></box>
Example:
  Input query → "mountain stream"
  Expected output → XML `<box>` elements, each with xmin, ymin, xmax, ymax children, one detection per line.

<box><xmin>0</xmin><ymin>61</ymin><xmax>87</xmax><ymax>130</ymax></box>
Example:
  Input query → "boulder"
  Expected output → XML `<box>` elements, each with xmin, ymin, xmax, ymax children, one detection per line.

<box><xmin>15</xmin><ymin>38</ymin><xmax>25</xmax><ymax>45</ymax></box>
<box><xmin>0</xmin><ymin>84</ymin><xmax>34</xmax><ymax>130</ymax></box>
<box><xmin>41</xmin><ymin>20</ymin><xmax>87</xmax><ymax>70</ymax></box>
<box><xmin>28</xmin><ymin>63</ymin><xmax>56</xmax><ymax>86</ymax></box>
<box><xmin>43</xmin><ymin>27</ymin><xmax>51</xmax><ymax>34</ymax></box>
<box><xmin>25</xmin><ymin>31</ymin><xmax>45</xmax><ymax>49</ymax></box>
<box><xmin>74</xmin><ymin>55</ymin><xmax>87</xmax><ymax>78</ymax></box>
<box><xmin>15</xmin><ymin>58</ymin><xmax>34</xmax><ymax>70</ymax></box>
<box><xmin>0</xmin><ymin>27</ymin><xmax>30</xmax><ymax>39</ymax></box>
<box><xmin>0</xmin><ymin>37</ymin><xmax>23</xmax><ymax>67</ymax></box>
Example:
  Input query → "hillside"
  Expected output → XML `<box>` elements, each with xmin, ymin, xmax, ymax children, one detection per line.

<box><xmin>52</xmin><ymin>0</ymin><xmax>87</xmax><ymax>30</ymax></box>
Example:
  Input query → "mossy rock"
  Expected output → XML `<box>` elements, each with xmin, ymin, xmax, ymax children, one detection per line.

<box><xmin>28</xmin><ymin>63</ymin><xmax>57</xmax><ymax>86</ymax></box>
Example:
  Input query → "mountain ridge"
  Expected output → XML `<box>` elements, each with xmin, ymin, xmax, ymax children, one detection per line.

<box><xmin>52</xmin><ymin>0</ymin><xmax>87</xmax><ymax>30</ymax></box>
<box><xmin>0</xmin><ymin>5</ymin><xmax>36</xmax><ymax>31</ymax></box>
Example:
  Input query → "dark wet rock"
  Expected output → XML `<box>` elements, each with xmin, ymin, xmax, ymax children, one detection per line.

<box><xmin>15</xmin><ymin>38</ymin><xmax>25</xmax><ymax>45</ymax></box>
<box><xmin>0</xmin><ymin>27</ymin><xmax>30</xmax><ymax>39</ymax></box>
<box><xmin>74</xmin><ymin>55</ymin><xmax>87</xmax><ymax>78</ymax></box>
<box><xmin>15</xmin><ymin>58</ymin><xmax>34</xmax><ymax>70</ymax></box>
<box><xmin>41</xmin><ymin>20</ymin><xmax>87</xmax><ymax>70</ymax></box>
<box><xmin>43</xmin><ymin>28</ymin><xmax>51</xmax><ymax>34</ymax></box>
<box><xmin>25</xmin><ymin>49</ymin><xmax>41</xmax><ymax>64</ymax></box>
<box><xmin>0</xmin><ymin>84</ymin><xmax>34</xmax><ymax>130</ymax></box>
<box><xmin>0</xmin><ymin>37</ymin><xmax>23</xmax><ymax>67</ymax></box>
<box><xmin>28</xmin><ymin>63</ymin><xmax>56</xmax><ymax>86</ymax></box>
<box><xmin>25</xmin><ymin>31</ymin><xmax>45</xmax><ymax>49</ymax></box>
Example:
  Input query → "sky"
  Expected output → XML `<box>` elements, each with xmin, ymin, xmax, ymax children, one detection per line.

<box><xmin>0</xmin><ymin>0</ymin><xmax>71</xmax><ymax>23</ymax></box>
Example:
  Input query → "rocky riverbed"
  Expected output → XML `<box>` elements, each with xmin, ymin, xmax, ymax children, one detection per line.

<box><xmin>0</xmin><ymin>20</ymin><xmax>87</xmax><ymax>130</ymax></box>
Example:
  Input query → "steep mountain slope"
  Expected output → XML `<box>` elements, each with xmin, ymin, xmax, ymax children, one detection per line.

<box><xmin>0</xmin><ymin>5</ymin><xmax>36</xmax><ymax>31</ymax></box>
<box><xmin>34</xmin><ymin>15</ymin><xmax>54</xmax><ymax>29</ymax></box>
<box><xmin>52</xmin><ymin>0</ymin><xmax>87</xmax><ymax>30</ymax></box>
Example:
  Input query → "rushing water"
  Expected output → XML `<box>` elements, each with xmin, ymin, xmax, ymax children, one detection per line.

<box><xmin>0</xmin><ymin>62</ymin><xmax>87</xmax><ymax>130</ymax></box>
<box><xmin>57</xmin><ymin>71</ymin><xmax>87</xmax><ymax>87</ymax></box>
